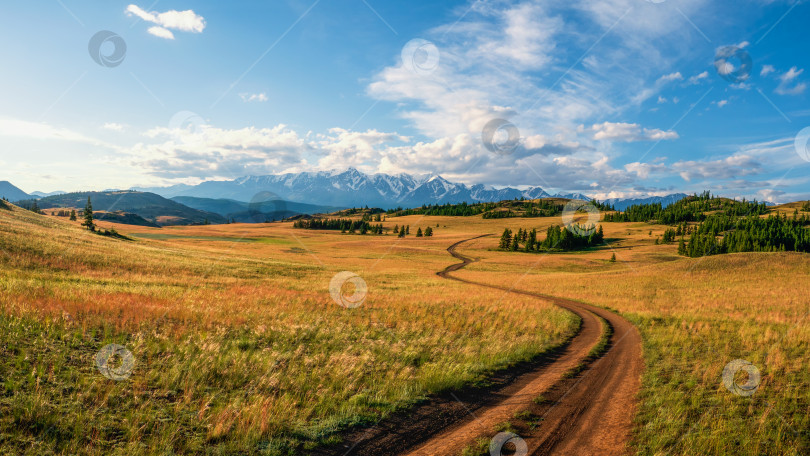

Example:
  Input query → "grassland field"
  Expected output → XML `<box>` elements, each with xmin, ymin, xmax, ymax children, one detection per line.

<box><xmin>1</xmin><ymin>202</ymin><xmax>808</xmax><ymax>455</ymax></box>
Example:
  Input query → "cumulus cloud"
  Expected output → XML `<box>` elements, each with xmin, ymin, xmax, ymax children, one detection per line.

<box><xmin>103</xmin><ymin>123</ymin><xmax>124</xmax><ymax>132</ymax></box>
<box><xmin>133</xmin><ymin>124</ymin><xmax>309</xmax><ymax>179</ymax></box>
<box><xmin>126</xmin><ymin>4</ymin><xmax>206</xmax><ymax>39</ymax></box>
<box><xmin>584</xmin><ymin>122</ymin><xmax>679</xmax><ymax>142</ymax></box>
<box><xmin>672</xmin><ymin>154</ymin><xmax>762</xmax><ymax>181</ymax></box>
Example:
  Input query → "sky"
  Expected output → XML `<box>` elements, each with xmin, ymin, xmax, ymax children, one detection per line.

<box><xmin>1</xmin><ymin>0</ymin><xmax>809</xmax><ymax>202</ymax></box>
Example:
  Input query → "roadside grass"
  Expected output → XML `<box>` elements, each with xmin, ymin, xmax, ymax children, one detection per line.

<box><xmin>0</xmin><ymin>206</ymin><xmax>578</xmax><ymax>454</ymax></box>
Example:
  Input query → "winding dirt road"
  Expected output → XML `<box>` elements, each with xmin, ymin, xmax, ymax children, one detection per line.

<box><xmin>332</xmin><ymin>235</ymin><xmax>643</xmax><ymax>456</ymax></box>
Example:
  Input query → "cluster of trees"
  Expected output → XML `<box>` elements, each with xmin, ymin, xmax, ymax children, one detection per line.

<box><xmin>49</xmin><ymin>209</ymin><xmax>78</xmax><ymax>220</ymax></box>
<box><xmin>482</xmin><ymin>200</ymin><xmax>567</xmax><ymax>219</ymax></box>
<box><xmin>388</xmin><ymin>201</ymin><xmax>493</xmax><ymax>216</ymax></box>
<box><xmin>292</xmin><ymin>218</ymin><xmax>436</xmax><ymax>237</ymax></box>
<box><xmin>802</xmin><ymin>201</ymin><xmax>810</xmax><ymax>212</ymax></box>
<box><xmin>293</xmin><ymin>218</ymin><xmax>385</xmax><ymax>234</ymax></box>
<box><xmin>341</xmin><ymin>206</ymin><xmax>386</xmax><ymax>216</ymax></box>
<box><xmin>393</xmin><ymin>224</ymin><xmax>433</xmax><ymax>237</ymax></box>
<box><xmin>678</xmin><ymin>212</ymin><xmax>810</xmax><ymax>257</ymax></box>
<box><xmin>499</xmin><ymin>224</ymin><xmax>604</xmax><ymax>252</ymax></box>
<box><xmin>388</xmin><ymin>199</ymin><xmax>612</xmax><ymax>219</ymax></box>
<box><xmin>604</xmin><ymin>192</ymin><xmax>767</xmax><ymax>224</ymax></box>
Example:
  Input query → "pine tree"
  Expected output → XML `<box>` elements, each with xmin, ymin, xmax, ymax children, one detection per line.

<box><xmin>398</xmin><ymin>227</ymin><xmax>406</xmax><ymax>238</ymax></box>
<box><xmin>393</xmin><ymin>224</ymin><xmax>399</xmax><ymax>233</ymax></box>
<box><xmin>425</xmin><ymin>226</ymin><xmax>433</xmax><ymax>236</ymax></box>
<box><xmin>609</xmin><ymin>253</ymin><xmax>616</xmax><ymax>262</ymax></box>
<box><xmin>416</xmin><ymin>227</ymin><xmax>423</xmax><ymax>237</ymax></box>
<box><xmin>69</xmin><ymin>209</ymin><xmax>77</xmax><ymax>221</ymax></box>
<box><xmin>405</xmin><ymin>225</ymin><xmax>410</xmax><ymax>234</ymax></box>
<box><xmin>82</xmin><ymin>197</ymin><xmax>95</xmax><ymax>231</ymax></box>
<box><xmin>499</xmin><ymin>228</ymin><xmax>512</xmax><ymax>249</ymax></box>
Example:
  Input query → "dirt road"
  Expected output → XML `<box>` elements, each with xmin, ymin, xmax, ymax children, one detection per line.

<box><xmin>332</xmin><ymin>235</ymin><xmax>643</xmax><ymax>456</ymax></box>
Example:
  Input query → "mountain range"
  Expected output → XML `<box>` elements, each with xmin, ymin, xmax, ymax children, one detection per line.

<box><xmin>134</xmin><ymin>168</ymin><xmax>593</xmax><ymax>209</ymax></box>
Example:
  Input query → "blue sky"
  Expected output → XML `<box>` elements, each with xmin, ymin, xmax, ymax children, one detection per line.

<box><xmin>1</xmin><ymin>0</ymin><xmax>808</xmax><ymax>202</ymax></box>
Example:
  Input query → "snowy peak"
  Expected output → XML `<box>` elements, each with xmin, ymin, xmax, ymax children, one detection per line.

<box><xmin>134</xmin><ymin>169</ymin><xmax>581</xmax><ymax>209</ymax></box>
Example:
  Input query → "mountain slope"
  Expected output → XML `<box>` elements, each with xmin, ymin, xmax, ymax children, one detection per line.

<box><xmin>29</xmin><ymin>191</ymin><xmax>225</xmax><ymax>226</ymax></box>
<box><xmin>171</xmin><ymin>196</ymin><xmax>344</xmax><ymax>222</ymax></box>
<box><xmin>1</xmin><ymin>181</ymin><xmax>31</xmax><ymax>201</ymax></box>
<box><xmin>135</xmin><ymin>168</ymin><xmax>554</xmax><ymax>209</ymax></box>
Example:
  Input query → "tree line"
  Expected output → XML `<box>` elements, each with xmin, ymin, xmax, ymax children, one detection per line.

<box><xmin>604</xmin><ymin>191</ymin><xmax>767</xmax><ymax>225</ymax></box>
<box><xmin>678</xmin><ymin>212</ymin><xmax>810</xmax><ymax>257</ymax></box>
<box><xmin>293</xmin><ymin>218</ymin><xmax>435</xmax><ymax>237</ymax></box>
<box><xmin>499</xmin><ymin>224</ymin><xmax>604</xmax><ymax>252</ymax></box>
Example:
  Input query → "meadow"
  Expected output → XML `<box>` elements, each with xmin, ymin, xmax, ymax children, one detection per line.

<box><xmin>0</xmin><ymin>205</ymin><xmax>577</xmax><ymax>455</ymax></box>
<box><xmin>452</xmin><ymin>212</ymin><xmax>810</xmax><ymax>455</ymax></box>
<box><xmin>1</xmin><ymin>201</ymin><xmax>808</xmax><ymax>455</ymax></box>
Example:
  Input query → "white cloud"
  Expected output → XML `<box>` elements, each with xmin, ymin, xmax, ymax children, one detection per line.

<box><xmin>126</xmin><ymin>4</ymin><xmax>206</xmax><ymax>39</ymax></box>
<box><xmin>657</xmin><ymin>96</ymin><xmax>667</xmax><ymax>104</ymax></box>
<box><xmin>147</xmin><ymin>26</ymin><xmax>174</xmax><ymax>40</ymax></box>
<box><xmin>716</xmin><ymin>99</ymin><xmax>728</xmax><ymax>107</ymax></box>
<box><xmin>103</xmin><ymin>123</ymin><xmax>125</xmax><ymax>132</ymax></box>
<box><xmin>688</xmin><ymin>71</ymin><xmax>710</xmax><ymax>85</ymax></box>
<box><xmin>760</xmin><ymin>65</ymin><xmax>776</xmax><ymax>77</ymax></box>
<box><xmin>585</xmin><ymin>122</ymin><xmax>679</xmax><ymax>142</ymax></box>
<box><xmin>775</xmin><ymin>66</ymin><xmax>806</xmax><ymax>95</ymax></box>
<box><xmin>673</xmin><ymin>154</ymin><xmax>762</xmax><ymax>181</ymax></box>
<box><xmin>239</xmin><ymin>93</ymin><xmax>269</xmax><ymax>103</ymax></box>
<box><xmin>133</xmin><ymin>124</ymin><xmax>309</xmax><ymax>179</ymax></box>
<box><xmin>0</xmin><ymin>118</ymin><xmax>109</xmax><ymax>145</ymax></box>
<box><xmin>657</xmin><ymin>72</ymin><xmax>683</xmax><ymax>83</ymax></box>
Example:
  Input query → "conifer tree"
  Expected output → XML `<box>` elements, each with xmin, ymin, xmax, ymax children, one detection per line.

<box><xmin>82</xmin><ymin>197</ymin><xmax>95</xmax><ymax>231</ymax></box>
<box><xmin>499</xmin><ymin>228</ymin><xmax>512</xmax><ymax>249</ymax></box>
<box><xmin>416</xmin><ymin>227</ymin><xmax>423</xmax><ymax>237</ymax></box>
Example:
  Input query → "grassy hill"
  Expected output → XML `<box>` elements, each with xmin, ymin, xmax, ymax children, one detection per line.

<box><xmin>19</xmin><ymin>191</ymin><xmax>226</xmax><ymax>226</ymax></box>
<box><xmin>171</xmin><ymin>196</ymin><xmax>344</xmax><ymax>222</ymax></box>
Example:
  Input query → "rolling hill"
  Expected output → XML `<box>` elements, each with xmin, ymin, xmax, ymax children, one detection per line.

<box><xmin>26</xmin><ymin>191</ymin><xmax>226</xmax><ymax>226</ymax></box>
<box><xmin>171</xmin><ymin>196</ymin><xmax>344</xmax><ymax>222</ymax></box>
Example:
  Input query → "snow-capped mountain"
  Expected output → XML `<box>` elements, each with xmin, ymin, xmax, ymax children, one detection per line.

<box><xmin>134</xmin><ymin>168</ymin><xmax>557</xmax><ymax>209</ymax></box>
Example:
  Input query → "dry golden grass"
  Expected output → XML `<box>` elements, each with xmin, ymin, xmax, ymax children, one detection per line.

<box><xmin>0</xmin><ymin>205</ymin><xmax>577</xmax><ymax>455</ymax></box>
